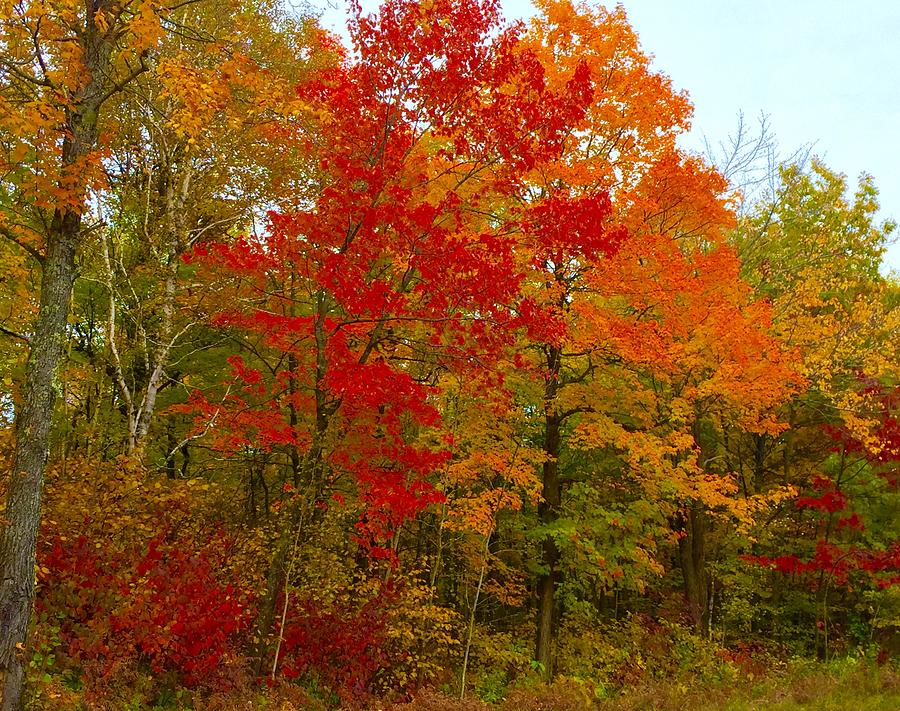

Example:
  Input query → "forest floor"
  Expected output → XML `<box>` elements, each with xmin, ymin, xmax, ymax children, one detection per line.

<box><xmin>37</xmin><ymin>659</ymin><xmax>895</xmax><ymax>711</ymax></box>
<box><xmin>590</xmin><ymin>662</ymin><xmax>900</xmax><ymax>711</ymax></box>
<box><xmin>388</xmin><ymin>662</ymin><xmax>900</xmax><ymax>711</ymax></box>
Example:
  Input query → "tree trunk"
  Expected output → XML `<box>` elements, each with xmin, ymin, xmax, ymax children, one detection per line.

<box><xmin>0</xmin><ymin>213</ymin><xmax>79</xmax><ymax>709</ymax></box>
<box><xmin>130</xmin><ymin>164</ymin><xmax>193</xmax><ymax>455</ymax></box>
<box><xmin>535</xmin><ymin>346</ymin><xmax>562</xmax><ymax>679</ymax></box>
<box><xmin>255</xmin><ymin>290</ymin><xmax>331</xmax><ymax>676</ymax></box>
<box><xmin>752</xmin><ymin>432</ymin><xmax>766</xmax><ymax>490</ymax></box>
<box><xmin>130</xmin><ymin>259</ymin><xmax>177</xmax><ymax>454</ymax></box>
<box><xmin>0</xmin><ymin>7</ymin><xmax>118</xmax><ymax>707</ymax></box>
<box><xmin>678</xmin><ymin>504</ymin><xmax>710</xmax><ymax>635</ymax></box>
<box><xmin>166</xmin><ymin>424</ymin><xmax>178</xmax><ymax>479</ymax></box>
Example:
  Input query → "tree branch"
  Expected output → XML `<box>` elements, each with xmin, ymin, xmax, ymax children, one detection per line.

<box><xmin>0</xmin><ymin>225</ymin><xmax>44</xmax><ymax>265</ymax></box>
<box><xmin>97</xmin><ymin>53</ymin><xmax>149</xmax><ymax>107</ymax></box>
<box><xmin>0</xmin><ymin>325</ymin><xmax>29</xmax><ymax>344</ymax></box>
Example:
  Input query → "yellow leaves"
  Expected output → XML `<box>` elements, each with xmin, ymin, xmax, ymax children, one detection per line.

<box><xmin>484</xmin><ymin>561</ymin><xmax>529</xmax><ymax>607</ymax></box>
<box><xmin>726</xmin><ymin>485</ymin><xmax>798</xmax><ymax>535</ymax></box>
<box><xmin>380</xmin><ymin>576</ymin><xmax>461</xmax><ymax>688</ymax></box>
<box><xmin>734</xmin><ymin>161</ymin><xmax>896</xmax><ymax>457</ymax></box>
<box><xmin>157</xmin><ymin>56</ymin><xmax>228</xmax><ymax>143</ymax></box>
<box><xmin>571</xmin><ymin>414</ymin><xmax>630</xmax><ymax>452</ymax></box>
<box><xmin>156</xmin><ymin>46</ymin><xmax>297</xmax><ymax>149</ymax></box>
<box><xmin>630</xmin><ymin>545</ymin><xmax>665</xmax><ymax>579</ymax></box>
<box><xmin>445</xmin><ymin>489</ymin><xmax>522</xmax><ymax>537</ymax></box>
<box><xmin>42</xmin><ymin>456</ymin><xmax>221</xmax><ymax>553</ymax></box>
<box><xmin>773</xmin><ymin>263</ymin><xmax>899</xmax><ymax>411</ymax></box>
<box><xmin>572</xmin><ymin>407</ymin><xmax>775</xmax><ymax>528</ymax></box>
<box><xmin>283</xmin><ymin>98</ymin><xmax>312</xmax><ymax>119</ymax></box>
<box><xmin>94</xmin><ymin>8</ymin><xmax>109</xmax><ymax>33</ymax></box>
<box><xmin>0</xmin><ymin>36</ymin><xmax>114</xmax><ymax>210</ymax></box>
<box><xmin>0</xmin><ymin>225</ymin><xmax>40</xmax><ymax>343</ymax></box>
<box><xmin>436</xmin><ymin>379</ymin><xmax>544</xmax><ymax>535</ymax></box>
<box><xmin>9</xmin><ymin>142</ymin><xmax>28</xmax><ymax>165</ymax></box>
<box><xmin>1</xmin><ymin>0</ymin><xmax>88</xmax><ymax>90</ymax></box>
<box><xmin>0</xmin><ymin>97</ymin><xmax>60</xmax><ymax>137</ymax></box>
<box><xmin>442</xmin><ymin>429</ymin><xmax>542</xmax><ymax>535</ymax></box>
<box><xmin>127</xmin><ymin>1</ymin><xmax>163</xmax><ymax>52</ymax></box>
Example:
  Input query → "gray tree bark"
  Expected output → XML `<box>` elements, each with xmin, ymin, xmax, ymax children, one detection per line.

<box><xmin>0</xmin><ymin>5</ymin><xmax>126</xmax><ymax>707</ymax></box>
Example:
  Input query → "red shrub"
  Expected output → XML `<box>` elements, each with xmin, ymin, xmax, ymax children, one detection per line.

<box><xmin>275</xmin><ymin>585</ymin><xmax>399</xmax><ymax>703</ymax></box>
<box><xmin>37</xmin><ymin>530</ymin><xmax>253</xmax><ymax>689</ymax></box>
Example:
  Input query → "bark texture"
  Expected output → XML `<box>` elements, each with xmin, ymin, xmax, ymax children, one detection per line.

<box><xmin>0</xmin><ymin>6</ymin><xmax>119</xmax><ymax>707</ymax></box>
<box><xmin>535</xmin><ymin>345</ymin><xmax>562</xmax><ymax>679</ymax></box>
<box><xmin>678</xmin><ymin>504</ymin><xmax>710</xmax><ymax>635</ymax></box>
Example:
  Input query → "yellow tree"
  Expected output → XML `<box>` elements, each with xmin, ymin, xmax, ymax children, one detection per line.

<box><xmin>736</xmin><ymin>160</ymin><xmax>898</xmax><ymax>442</ymax></box>
<box><xmin>724</xmin><ymin>159</ymin><xmax>898</xmax><ymax>512</ymax></box>
<box><xmin>0</xmin><ymin>1</ymin><xmax>309</xmax><ymax>704</ymax></box>
<box><xmin>0</xmin><ymin>3</ymin><xmax>165</xmax><ymax>704</ymax></box>
<box><xmin>83</xmin><ymin>1</ymin><xmax>325</xmax><ymax>459</ymax></box>
<box><xmin>724</xmin><ymin>159</ymin><xmax>899</xmax><ymax>651</ymax></box>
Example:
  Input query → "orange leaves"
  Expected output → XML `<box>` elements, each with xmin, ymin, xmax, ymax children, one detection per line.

<box><xmin>587</xmin><ymin>232</ymin><xmax>802</xmax><ymax>429</ymax></box>
<box><xmin>440</xmin><ymin>382</ymin><xmax>543</xmax><ymax>536</ymax></box>
<box><xmin>0</xmin><ymin>0</ymin><xmax>158</xmax><ymax>223</ymax></box>
<box><xmin>445</xmin><ymin>489</ymin><xmax>523</xmax><ymax>537</ymax></box>
<box><xmin>525</xmin><ymin>1</ymin><xmax>692</xmax><ymax>189</ymax></box>
<box><xmin>620</xmin><ymin>150</ymin><xmax>737</xmax><ymax>243</ymax></box>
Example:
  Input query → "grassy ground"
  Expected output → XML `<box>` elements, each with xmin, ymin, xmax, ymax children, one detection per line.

<box><xmin>386</xmin><ymin>662</ymin><xmax>900</xmax><ymax>711</ymax></box>
<box><xmin>593</xmin><ymin>663</ymin><xmax>900</xmax><ymax>711</ymax></box>
<box><xmin>29</xmin><ymin>658</ymin><xmax>900</xmax><ymax>709</ymax></box>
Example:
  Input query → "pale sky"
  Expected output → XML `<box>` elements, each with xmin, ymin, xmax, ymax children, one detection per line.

<box><xmin>315</xmin><ymin>1</ymin><xmax>900</xmax><ymax>274</ymax></box>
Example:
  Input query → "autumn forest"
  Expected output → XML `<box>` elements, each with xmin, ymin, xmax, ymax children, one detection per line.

<box><xmin>0</xmin><ymin>0</ymin><xmax>898</xmax><ymax>709</ymax></box>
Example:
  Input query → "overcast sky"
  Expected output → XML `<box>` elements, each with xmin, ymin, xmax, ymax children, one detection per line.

<box><xmin>316</xmin><ymin>1</ymin><xmax>900</xmax><ymax>274</ymax></box>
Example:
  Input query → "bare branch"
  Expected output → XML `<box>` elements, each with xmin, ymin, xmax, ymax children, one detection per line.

<box><xmin>0</xmin><ymin>325</ymin><xmax>29</xmax><ymax>344</ymax></box>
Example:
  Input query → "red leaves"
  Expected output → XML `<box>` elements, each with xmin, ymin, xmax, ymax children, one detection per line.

<box><xmin>744</xmin><ymin>540</ymin><xmax>900</xmax><ymax>591</ymax></box>
<box><xmin>796</xmin><ymin>490</ymin><xmax>848</xmax><ymax>513</ymax></box>
<box><xmin>327</xmin><ymin>359</ymin><xmax>439</xmax><ymax>430</ymax></box>
<box><xmin>38</xmin><ymin>530</ymin><xmax>253</xmax><ymax>688</ymax></box>
<box><xmin>795</xmin><ymin>475</ymin><xmax>851</xmax><ymax>514</ymax></box>
<box><xmin>823</xmin><ymin>380</ymin><xmax>900</xmax><ymax>467</ymax></box>
<box><xmin>184</xmin><ymin>0</ymin><xmax>619</xmax><ymax>556</ymax></box>
<box><xmin>522</xmin><ymin>188</ymin><xmax>624</xmax><ymax>263</ymax></box>
<box><xmin>276</xmin><ymin>591</ymin><xmax>393</xmax><ymax>704</ymax></box>
<box><xmin>353</xmin><ymin>465</ymin><xmax>447</xmax><ymax>553</ymax></box>
<box><xmin>837</xmin><ymin>512</ymin><xmax>865</xmax><ymax>532</ymax></box>
<box><xmin>744</xmin><ymin>381</ymin><xmax>900</xmax><ymax>599</ymax></box>
<box><xmin>857</xmin><ymin>543</ymin><xmax>900</xmax><ymax>589</ymax></box>
<box><xmin>742</xmin><ymin>541</ymin><xmax>849</xmax><ymax>583</ymax></box>
<box><xmin>227</xmin><ymin>354</ymin><xmax>264</xmax><ymax>392</ymax></box>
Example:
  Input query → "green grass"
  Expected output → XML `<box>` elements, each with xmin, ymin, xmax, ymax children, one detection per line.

<box><xmin>594</xmin><ymin>662</ymin><xmax>900</xmax><ymax>711</ymax></box>
<box><xmin>27</xmin><ymin>659</ymin><xmax>900</xmax><ymax>709</ymax></box>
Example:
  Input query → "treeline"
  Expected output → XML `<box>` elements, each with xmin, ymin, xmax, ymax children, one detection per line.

<box><xmin>0</xmin><ymin>0</ymin><xmax>898</xmax><ymax>708</ymax></box>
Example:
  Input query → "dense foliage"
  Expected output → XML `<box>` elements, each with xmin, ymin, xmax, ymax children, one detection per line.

<box><xmin>0</xmin><ymin>0</ymin><xmax>897</xmax><ymax>708</ymax></box>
